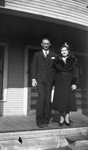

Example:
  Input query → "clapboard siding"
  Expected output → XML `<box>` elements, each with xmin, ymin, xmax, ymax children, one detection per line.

<box><xmin>3</xmin><ymin>44</ymin><xmax>24</xmax><ymax>116</ymax></box>
<box><xmin>4</xmin><ymin>89</ymin><xmax>24</xmax><ymax>115</ymax></box>
<box><xmin>1</xmin><ymin>0</ymin><xmax>88</xmax><ymax>27</ymax></box>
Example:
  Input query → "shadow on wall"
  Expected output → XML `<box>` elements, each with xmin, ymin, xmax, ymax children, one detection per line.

<box><xmin>81</xmin><ymin>89</ymin><xmax>88</xmax><ymax>117</ymax></box>
<box><xmin>76</xmin><ymin>88</ymin><xmax>88</xmax><ymax>117</ymax></box>
<box><xmin>0</xmin><ymin>0</ymin><xmax>5</xmax><ymax>6</ymax></box>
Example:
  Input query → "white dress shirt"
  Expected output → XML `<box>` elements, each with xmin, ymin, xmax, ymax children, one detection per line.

<box><xmin>42</xmin><ymin>49</ymin><xmax>49</xmax><ymax>57</ymax></box>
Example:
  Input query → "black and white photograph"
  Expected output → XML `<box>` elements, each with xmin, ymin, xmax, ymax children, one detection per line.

<box><xmin>0</xmin><ymin>0</ymin><xmax>88</xmax><ymax>149</ymax></box>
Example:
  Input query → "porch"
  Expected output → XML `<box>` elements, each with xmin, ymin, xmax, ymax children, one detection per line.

<box><xmin>0</xmin><ymin>111</ymin><xmax>88</xmax><ymax>132</ymax></box>
<box><xmin>0</xmin><ymin>112</ymin><xmax>88</xmax><ymax>150</ymax></box>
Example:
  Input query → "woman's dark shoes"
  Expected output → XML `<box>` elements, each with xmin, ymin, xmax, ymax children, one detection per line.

<box><xmin>64</xmin><ymin>114</ymin><xmax>71</xmax><ymax>126</ymax></box>
<box><xmin>64</xmin><ymin>121</ymin><xmax>71</xmax><ymax>126</ymax></box>
<box><xmin>58</xmin><ymin>122</ymin><xmax>64</xmax><ymax>127</ymax></box>
<box><xmin>58</xmin><ymin>116</ymin><xmax>64</xmax><ymax>127</ymax></box>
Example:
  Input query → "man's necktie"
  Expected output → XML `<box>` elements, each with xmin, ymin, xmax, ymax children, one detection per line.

<box><xmin>45</xmin><ymin>51</ymin><xmax>47</xmax><ymax>57</ymax></box>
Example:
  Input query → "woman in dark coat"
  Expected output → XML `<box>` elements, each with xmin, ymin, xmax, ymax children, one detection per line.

<box><xmin>52</xmin><ymin>43</ymin><xmax>78</xmax><ymax>126</ymax></box>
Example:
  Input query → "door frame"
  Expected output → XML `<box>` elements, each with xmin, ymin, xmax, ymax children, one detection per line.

<box><xmin>24</xmin><ymin>45</ymin><xmax>41</xmax><ymax>115</ymax></box>
<box><xmin>0</xmin><ymin>42</ymin><xmax>8</xmax><ymax>102</ymax></box>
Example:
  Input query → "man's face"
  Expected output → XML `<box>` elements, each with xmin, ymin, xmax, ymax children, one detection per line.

<box><xmin>41</xmin><ymin>39</ymin><xmax>50</xmax><ymax>51</ymax></box>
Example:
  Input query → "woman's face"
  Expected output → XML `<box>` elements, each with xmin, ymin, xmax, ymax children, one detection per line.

<box><xmin>61</xmin><ymin>47</ymin><xmax>69</xmax><ymax>57</ymax></box>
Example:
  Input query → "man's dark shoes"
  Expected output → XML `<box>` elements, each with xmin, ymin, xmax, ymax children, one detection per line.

<box><xmin>44</xmin><ymin>123</ymin><xmax>48</xmax><ymax>127</ymax></box>
<box><xmin>37</xmin><ymin>124</ymin><xmax>45</xmax><ymax>128</ymax></box>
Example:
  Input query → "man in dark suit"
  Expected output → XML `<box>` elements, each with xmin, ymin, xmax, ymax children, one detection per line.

<box><xmin>31</xmin><ymin>38</ymin><xmax>56</xmax><ymax>128</ymax></box>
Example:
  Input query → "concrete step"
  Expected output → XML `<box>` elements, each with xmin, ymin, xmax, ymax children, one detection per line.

<box><xmin>74</xmin><ymin>140</ymin><xmax>88</xmax><ymax>150</ymax></box>
<box><xmin>0</xmin><ymin>127</ymin><xmax>88</xmax><ymax>150</ymax></box>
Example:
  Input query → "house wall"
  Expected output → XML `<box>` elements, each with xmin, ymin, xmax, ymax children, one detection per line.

<box><xmin>3</xmin><ymin>43</ymin><xmax>25</xmax><ymax>116</ymax></box>
<box><xmin>0</xmin><ymin>0</ymin><xmax>88</xmax><ymax>116</ymax></box>
<box><xmin>0</xmin><ymin>0</ymin><xmax>88</xmax><ymax>29</ymax></box>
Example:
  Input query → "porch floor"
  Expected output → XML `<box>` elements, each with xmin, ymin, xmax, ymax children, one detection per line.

<box><xmin>0</xmin><ymin>111</ymin><xmax>88</xmax><ymax>133</ymax></box>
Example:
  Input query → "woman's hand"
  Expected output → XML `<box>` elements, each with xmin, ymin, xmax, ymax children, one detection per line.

<box><xmin>51</xmin><ymin>57</ymin><xmax>55</xmax><ymax>60</ymax></box>
<box><xmin>71</xmin><ymin>84</ymin><xmax>77</xmax><ymax>90</ymax></box>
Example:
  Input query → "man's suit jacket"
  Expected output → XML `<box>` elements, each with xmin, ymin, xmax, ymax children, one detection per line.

<box><xmin>31</xmin><ymin>50</ymin><xmax>56</xmax><ymax>83</ymax></box>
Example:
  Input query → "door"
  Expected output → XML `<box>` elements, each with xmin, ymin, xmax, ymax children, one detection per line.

<box><xmin>0</xmin><ymin>46</ymin><xmax>4</xmax><ymax>100</ymax></box>
<box><xmin>27</xmin><ymin>47</ymin><xmax>40</xmax><ymax>114</ymax></box>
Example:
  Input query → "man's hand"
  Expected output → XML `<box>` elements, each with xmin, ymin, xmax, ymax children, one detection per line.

<box><xmin>32</xmin><ymin>79</ymin><xmax>37</xmax><ymax>87</ymax></box>
<box><xmin>71</xmin><ymin>84</ymin><xmax>77</xmax><ymax>90</ymax></box>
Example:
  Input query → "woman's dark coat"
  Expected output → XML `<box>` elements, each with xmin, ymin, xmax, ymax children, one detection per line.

<box><xmin>52</xmin><ymin>55</ymin><xmax>78</xmax><ymax>113</ymax></box>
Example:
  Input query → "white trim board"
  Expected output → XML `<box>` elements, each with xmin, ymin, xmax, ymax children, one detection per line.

<box><xmin>0</xmin><ymin>42</ymin><xmax>8</xmax><ymax>102</ymax></box>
